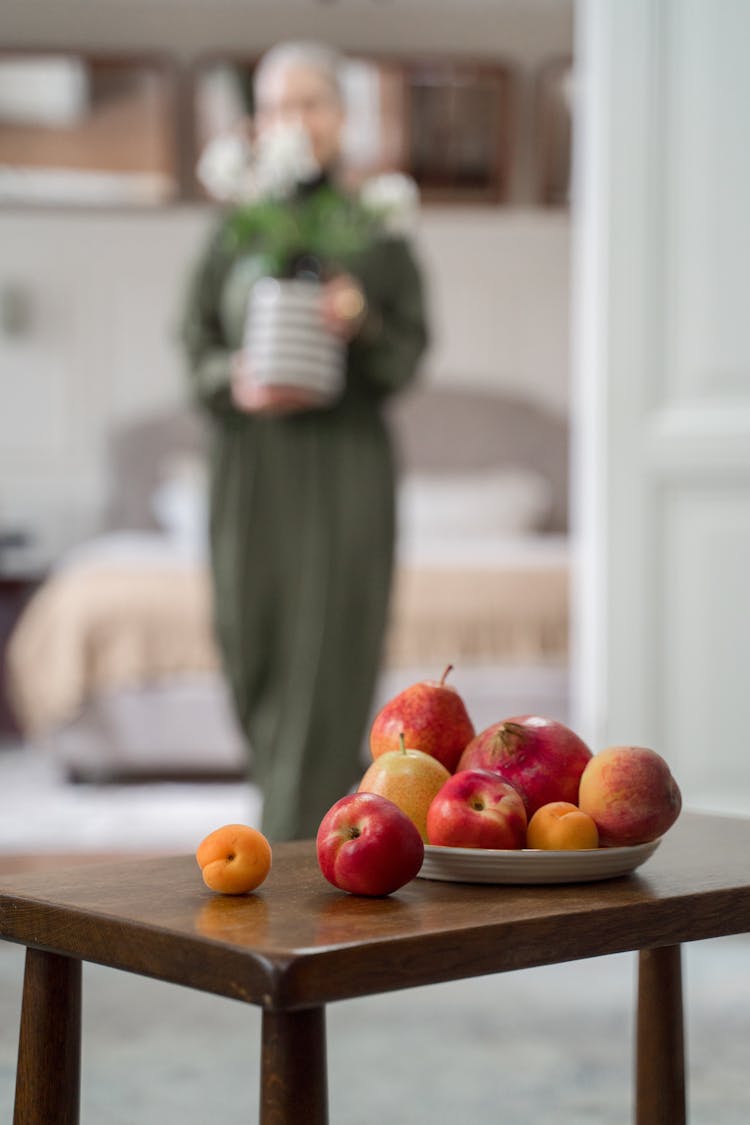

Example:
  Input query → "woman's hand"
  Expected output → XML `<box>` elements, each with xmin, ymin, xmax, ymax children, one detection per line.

<box><xmin>321</xmin><ymin>274</ymin><xmax>368</xmax><ymax>341</ymax></box>
<box><xmin>231</xmin><ymin>353</ymin><xmax>324</xmax><ymax>414</ymax></box>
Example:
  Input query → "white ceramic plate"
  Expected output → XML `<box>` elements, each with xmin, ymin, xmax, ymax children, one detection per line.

<box><xmin>417</xmin><ymin>838</ymin><xmax>661</xmax><ymax>885</ymax></box>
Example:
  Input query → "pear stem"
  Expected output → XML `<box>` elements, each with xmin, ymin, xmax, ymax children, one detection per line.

<box><xmin>399</xmin><ymin>732</ymin><xmax>407</xmax><ymax>755</ymax></box>
<box><xmin>440</xmin><ymin>664</ymin><xmax>454</xmax><ymax>687</ymax></box>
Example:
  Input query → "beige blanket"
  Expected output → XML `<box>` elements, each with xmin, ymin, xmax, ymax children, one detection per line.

<box><xmin>7</xmin><ymin>558</ymin><xmax>568</xmax><ymax>737</ymax></box>
<box><xmin>389</xmin><ymin>564</ymin><xmax>568</xmax><ymax>668</ymax></box>
<box><xmin>7</xmin><ymin>566</ymin><xmax>219</xmax><ymax>737</ymax></box>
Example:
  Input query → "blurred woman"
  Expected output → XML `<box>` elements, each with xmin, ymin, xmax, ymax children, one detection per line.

<box><xmin>182</xmin><ymin>42</ymin><xmax>428</xmax><ymax>841</ymax></box>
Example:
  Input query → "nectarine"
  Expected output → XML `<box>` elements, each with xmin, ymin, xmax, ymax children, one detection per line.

<box><xmin>316</xmin><ymin>793</ymin><xmax>424</xmax><ymax>896</ymax></box>
<box><xmin>426</xmin><ymin>769</ymin><xmax>527</xmax><ymax>849</ymax></box>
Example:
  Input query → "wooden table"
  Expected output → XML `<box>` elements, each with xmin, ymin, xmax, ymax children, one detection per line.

<box><xmin>1</xmin><ymin>811</ymin><xmax>749</xmax><ymax>1124</ymax></box>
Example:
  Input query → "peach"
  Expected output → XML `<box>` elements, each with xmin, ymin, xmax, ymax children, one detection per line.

<box><xmin>358</xmin><ymin>742</ymin><xmax>451</xmax><ymax>842</ymax></box>
<box><xmin>526</xmin><ymin>802</ymin><xmax>599</xmax><ymax>851</ymax></box>
<box><xmin>196</xmin><ymin>823</ymin><xmax>272</xmax><ymax>894</ymax></box>
<box><xmin>578</xmin><ymin>746</ymin><xmax>682</xmax><ymax>847</ymax></box>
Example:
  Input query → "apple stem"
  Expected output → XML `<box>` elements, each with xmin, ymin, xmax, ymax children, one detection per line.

<box><xmin>399</xmin><ymin>732</ymin><xmax>406</xmax><ymax>755</ymax></box>
<box><xmin>440</xmin><ymin>664</ymin><xmax>454</xmax><ymax>687</ymax></box>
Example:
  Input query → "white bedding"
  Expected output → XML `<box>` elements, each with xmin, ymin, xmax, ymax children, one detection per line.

<box><xmin>396</xmin><ymin>532</ymin><xmax>569</xmax><ymax>569</ymax></box>
<box><xmin>56</xmin><ymin>530</ymin><xmax>205</xmax><ymax>572</ymax></box>
<box><xmin>57</xmin><ymin>527</ymin><xmax>568</xmax><ymax>571</ymax></box>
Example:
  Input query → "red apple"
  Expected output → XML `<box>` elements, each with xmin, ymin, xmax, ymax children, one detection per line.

<box><xmin>457</xmin><ymin>716</ymin><xmax>592</xmax><ymax>817</ymax></box>
<box><xmin>426</xmin><ymin>769</ymin><xmax>527</xmax><ymax>849</ymax></box>
<box><xmin>370</xmin><ymin>665</ymin><xmax>475</xmax><ymax>772</ymax></box>
<box><xmin>316</xmin><ymin>792</ymin><xmax>424</xmax><ymax>896</ymax></box>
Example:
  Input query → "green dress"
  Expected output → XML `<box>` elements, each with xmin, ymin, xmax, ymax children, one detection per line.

<box><xmin>181</xmin><ymin>188</ymin><xmax>428</xmax><ymax>841</ymax></box>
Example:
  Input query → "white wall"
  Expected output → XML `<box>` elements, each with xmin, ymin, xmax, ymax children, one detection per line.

<box><xmin>0</xmin><ymin>1</ymin><xmax>573</xmax><ymax>556</ymax></box>
<box><xmin>421</xmin><ymin>209</ymin><xmax>570</xmax><ymax>406</ymax></box>
<box><xmin>0</xmin><ymin>209</ymin><xmax>212</xmax><ymax>549</ymax></box>
<box><xmin>572</xmin><ymin>0</ymin><xmax>750</xmax><ymax>812</ymax></box>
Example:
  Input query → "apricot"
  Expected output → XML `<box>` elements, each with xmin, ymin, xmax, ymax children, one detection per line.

<box><xmin>196</xmin><ymin>823</ymin><xmax>272</xmax><ymax>895</ymax></box>
<box><xmin>526</xmin><ymin>801</ymin><xmax>599</xmax><ymax>851</ymax></box>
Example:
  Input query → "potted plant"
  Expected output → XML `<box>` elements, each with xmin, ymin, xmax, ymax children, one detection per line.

<box><xmin>197</xmin><ymin>121</ymin><xmax>419</xmax><ymax>402</ymax></box>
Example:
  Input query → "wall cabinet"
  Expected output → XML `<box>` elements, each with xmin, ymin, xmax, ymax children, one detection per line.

<box><xmin>0</xmin><ymin>51</ymin><xmax>530</xmax><ymax>208</ymax></box>
<box><xmin>193</xmin><ymin>54</ymin><xmax>514</xmax><ymax>203</ymax></box>
<box><xmin>0</xmin><ymin>50</ymin><xmax>180</xmax><ymax>206</ymax></box>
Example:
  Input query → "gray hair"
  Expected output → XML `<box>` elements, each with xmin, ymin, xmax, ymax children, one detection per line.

<box><xmin>254</xmin><ymin>41</ymin><xmax>344</xmax><ymax>104</ymax></box>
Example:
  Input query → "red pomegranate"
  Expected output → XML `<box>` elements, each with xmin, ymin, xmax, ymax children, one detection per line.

<box><xmin>457</xmin><ymin>716</ymin><xmax>592</xmax><ymax>817</ymax></box>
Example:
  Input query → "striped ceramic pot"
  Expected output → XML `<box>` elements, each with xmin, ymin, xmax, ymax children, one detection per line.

<box><xmin>242</xmin><ymin>277</ymin><xmax>346</xmax><ymax>402</ymax></box>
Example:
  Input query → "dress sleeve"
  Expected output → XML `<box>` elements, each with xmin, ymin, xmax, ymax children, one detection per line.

<box><xmin>180</xmin><ymin>220</ymin><xmax>235</xmax><ymax>415</ymax></box>
<box><xmin>346</xmin><ymin>236</ymin><xmax>429</xmax><ymax>399</ymax></box>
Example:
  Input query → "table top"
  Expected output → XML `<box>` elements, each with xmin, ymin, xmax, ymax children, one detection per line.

<box><xmin>0</xmin><ymin>812</ymin><xmax>748</xmax><ymax>1011</ymax></box>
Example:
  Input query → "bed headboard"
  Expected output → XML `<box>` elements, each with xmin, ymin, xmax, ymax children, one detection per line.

<box><xmin>388</xmin><ymin>387</ymin><xmax>568</xmax><ymax>533</ymax></box>
<box><xmin>103</xmin><ymin>387</ymin><xmax>568</xmax><ymax>534</ymax></box>
<box><xmin>103</xmin><ymin>408</ymin><xmax>208</xmax><ymax>532</ymax></box>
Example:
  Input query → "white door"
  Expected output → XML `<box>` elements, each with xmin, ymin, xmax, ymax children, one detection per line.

<box><xmin>572</xmin><ymin>0</ymin><xmax>750</xmax><ymax>813</ymax></box>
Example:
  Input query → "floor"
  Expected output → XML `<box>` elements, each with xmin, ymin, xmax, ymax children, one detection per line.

<box><xmin>0</xmin><ymin>741</ymin><xmax>258</xmax><ymax>855</ymax></box>
<box><xmin>0</xmin><ymin>933</ymin><xmax>748</xmax><ymax>1124</ymax></box>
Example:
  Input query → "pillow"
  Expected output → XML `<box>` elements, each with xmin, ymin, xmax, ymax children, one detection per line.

<box><xmin>397</xmin><ymin>469</ymin><xmax>552</xmax><ymax>545</ymax></box>
<box><xmin>388</xmin><ymin>388</ymin><xmax>569</xmax><ymax>533</ymax></box>
<box><xmin>150</xmin><ymin>454</ymin><xmax>208</xmax><ymax>553</ymax></box>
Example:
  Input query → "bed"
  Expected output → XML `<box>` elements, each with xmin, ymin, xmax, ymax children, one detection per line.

<box><xmin>7</xmin><ymin>386</ymin><xmax>570</xmax><ymax>779</ymax></box>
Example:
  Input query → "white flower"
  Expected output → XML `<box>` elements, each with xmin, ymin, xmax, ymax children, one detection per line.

<box><xmin>253</xmin><ymin>119</ymin><xmax>320</xmax><ymax>200</ymax></box>
<box><xmin>196</xmin><ymin>119</ymin><xmax>320</xmax><ymax>205</ymax></box>
<box><xmin>196</xmin><ymin>132</ymin><xmax>255</xmax><ymax>203</ymax></box>
<box><xmin>360</xmin><ymin>173</ymin><xmax>419</xmax><ymax>234</ymax></box>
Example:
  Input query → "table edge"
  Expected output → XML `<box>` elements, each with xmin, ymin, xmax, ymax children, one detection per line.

<box><xmin>1</xmin><ymin>883</ymin><xmax>749</xmax><ymax>1010</ymax></box>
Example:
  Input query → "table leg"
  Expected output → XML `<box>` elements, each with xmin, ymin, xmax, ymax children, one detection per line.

<box><xmin>636</xmin><ymin>944</ymin><xmax>686</xmax><ymax>1125</ymax></box>
<box><xmin>260</xmin><ymin>1005</ymin><xmax>327</xmax><ymax>1125</ymax></box>
<box><xmin>13</xmin><ymin>948</ymin><xmax>82</xmax><ymax>1125</ymax></box>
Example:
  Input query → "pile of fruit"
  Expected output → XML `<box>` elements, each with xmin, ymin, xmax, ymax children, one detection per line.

<box><xmin>316</xmin><ymin>666</ymin><xmax>682</xmax><ymax>897</ymax></box>
<box><xmin>193</xmin><ymin>666</ymin><xmax>682</xmax><ymax>899</ymax></box>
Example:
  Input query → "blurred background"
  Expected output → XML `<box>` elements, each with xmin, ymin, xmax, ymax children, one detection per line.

<box><xmin>1</xmin><ymin>2</ymin><xmax>749</xmax><ymax>1121</ymax></box>
<box><xmin>0</xmin><ymin>0</ymin><xmax>577</xmax><ymax>846</ymax></box>
<box><xmin>1</xmin><ymin>0</ymin><xmax>749</xmax><ymax>841</ymax></box>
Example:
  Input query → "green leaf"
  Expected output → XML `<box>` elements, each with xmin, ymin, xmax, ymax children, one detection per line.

<box><xmin>224</xmin><ymin>184</ymin><xmax>381</xmax><ymax>276</ymax></box>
